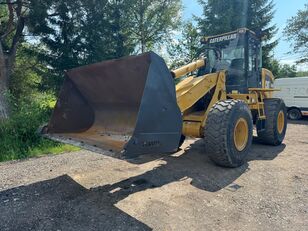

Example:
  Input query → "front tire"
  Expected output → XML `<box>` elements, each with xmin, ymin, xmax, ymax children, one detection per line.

<box><xmin>257</xmin><ymin>99</ymin><xmax>287</xmax><ymax>145</ymax></box>
<box><xmin>204</xmin><ymin>100</ymin><xmax>253</xmax><ymax>168</ymax></box>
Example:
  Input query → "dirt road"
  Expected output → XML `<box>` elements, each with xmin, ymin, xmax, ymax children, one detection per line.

<box><xmin>0</xmin><ymin>119</ymin><xmax>307</xmax><ymax>231</ymax></box>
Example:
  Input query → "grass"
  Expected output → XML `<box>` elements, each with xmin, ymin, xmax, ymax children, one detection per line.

<box><xmin>0</xmin><ymin>93</ymin><xmax>80</xmax><ymax>162</ymax></box>
<box><xmin>28</xmin><ymin>140</ymin><xmax>80</xmax><ymax>158</ymax></box>
<box><xmin>0</xmin><ymin>140</ymin><xmax>80</xmax><ymax>162</ymax></box>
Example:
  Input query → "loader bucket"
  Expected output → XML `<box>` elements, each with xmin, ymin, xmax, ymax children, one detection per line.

<box><xmin>42</xmin><ymin>52</ymin><xmax>182</xmax><ymax>158</ymax></box>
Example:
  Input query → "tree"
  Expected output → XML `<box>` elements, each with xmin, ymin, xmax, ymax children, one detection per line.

<box><xmin>0</xmin><ymin>0</ymin><xmax>29</xmax><ymax>119</ymax></box>
<box><xmin>284</xmin><ymin>4</ymin><xmax>308</xmax><ymax>64</ymax></box>
<box><xmin>268</xmin><ymin>59</ymin><xmax>297</xmax><ymax>78</ymax></box>
<box><xmin>168</xmin><ymin>22</ymin><xmax>201</xmax><ymax>69</ymax></box>
<box><xmin>10</xmin><ymin>44</ymin><xmax>45</xmax><ymax>101</ymax></box>
<box><xmin>27</xmin><ymin>0</ymin><xmax>90</xmax><ymax>90</ymax></box>
<box><xmin>197</xmin><ymin>0</ymin><xmax>277</xmax><ymax>68</ymax></box>
<box><xmin>28</xmin><ymin>0</ymin><xmax>139</xmax><ymax>91</ymax></box>
<box><xmin>267</xmin><ymin>59</ymin><xmax>280</xmax><ymax>77</ymax></box>
<box><xmin>277</xmin><ymin>64</ymin><xmax>297</xmax><ymax>78</ymax></box>
<box><xmin>81</xmin><ymin>0</ymin><xmax>136</xmax><ymax>62</ymax></box>
<box><xmin>28</xmin><ymin>0</ymin><xmax>182</xmax><ymax>90</ymax></box>
<box><xmin>296</xmin><ymin>71</ymin><xmax>308</xmax><ymax>77</ymax></box>
<box><xmin>128</xmin><ymin>0</ymin><xmax>181</xmax><ymax>53</ymax></box>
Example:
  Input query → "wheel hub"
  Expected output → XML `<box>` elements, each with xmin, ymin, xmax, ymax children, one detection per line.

<box><xmin>277</xmin><ymin>111</ymin><xmax>285</xmax><ymax>134</ymax></box>
<box><xmin>234</xmin><ymin>118</ymin><xmax>249</xmax><ymax>152</ymax></box>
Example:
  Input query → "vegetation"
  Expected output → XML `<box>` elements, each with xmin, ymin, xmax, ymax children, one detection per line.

<box><xmin>269</xmin><ymin>59</ymin><xmax>297</xmax><ymax>78</ymax></box>
<box><xmin>0</xmin><ymin>44</ymin><xmax>79</xmax><ymax>161</ymax></box>
<box><xmin>197</xmin><ymin>0</ymin><xmax>278</xmax><ymax>68</ymax></box>
<box><xmin>0</xmin><ymin>93</ymin><xmax>79</xmax><ymax>162</ymax></box>
<box><xmin>296</xmin><ymin>71</ymin><xmax>308</xmax><ymax>77</ymax></box>
<box><xmin>168</xmin><ymin>22</ymin><xmax>201</xmax><ymax>69</ymax></box>
<box><xmin>269</xmin><ymin>58</ymin><xmax>308</xmax><ymax>79</ymax></box>
<box><xmin>284</xmin><ymin>4</ymin><xmax>308</xmax><ymax>64</ymax></box>
<box><xmin>128</xmin><ymin>0</ymin><xmax>182</xmax><ymax>53</ymax></box>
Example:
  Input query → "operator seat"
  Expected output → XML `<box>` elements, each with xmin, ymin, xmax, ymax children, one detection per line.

<box><xmin>226</xmin><ymin>58</ymin><xmax>246</xmax><ymax>93</ymax></box>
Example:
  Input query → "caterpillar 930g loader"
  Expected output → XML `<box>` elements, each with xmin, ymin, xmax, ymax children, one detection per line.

<box><xmin>42</xmin><ymin>28</ymin><xmax>287</xmax><ymax>167</ymax></box>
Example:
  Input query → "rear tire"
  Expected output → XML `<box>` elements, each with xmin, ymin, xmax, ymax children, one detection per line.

<box><xmin>204</xmin><ymin>100</ymin><xmax>253</xmax><ymax>168</ymax></box>
<box><xmin>288</xmin><ymin>108</ymin><xmax>302</xmax><ymax>120</ymax></box>
<box><xmin>257</xmin><ymin>99</ymin><xmax>287</xmax><ymax>145</ymax></box>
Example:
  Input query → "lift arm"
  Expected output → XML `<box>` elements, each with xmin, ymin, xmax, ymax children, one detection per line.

<box><xmin>171</xmin><ymin>59</ymin><xmax>206</xmax><ymax>79</ymax></box>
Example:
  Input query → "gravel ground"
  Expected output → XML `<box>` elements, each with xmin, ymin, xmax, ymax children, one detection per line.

<box><xmin>0</xmin><ymin>119</ymin><xmax>307</xmax><ymax>231</ymax></box>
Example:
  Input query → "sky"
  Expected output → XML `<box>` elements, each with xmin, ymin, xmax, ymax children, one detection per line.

<box><xmin>182</xmin><ymin>0</ymin><xmax>307</xmax><ymax>70</ymax></box>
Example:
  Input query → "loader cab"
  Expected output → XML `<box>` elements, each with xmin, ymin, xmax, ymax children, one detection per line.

<box><xmin>201</xmin><ymin>28</ymin><xmax>262</xmax><ymax>93</ymax></box>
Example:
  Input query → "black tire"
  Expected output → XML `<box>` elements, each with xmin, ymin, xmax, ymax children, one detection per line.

<box><xmin>204</xmin><ymin>100</ymin><xmax>253</xmax><ymax>168</ymax></box>
<box><xmin>288</xmin><ymin>108</ymin><xmax>302</xmax><ymax>120</ymax></box>
<box><xmin>257</xmin><ymin>98</ymin><xmax>287</xmax><ymax>145</ymax></box>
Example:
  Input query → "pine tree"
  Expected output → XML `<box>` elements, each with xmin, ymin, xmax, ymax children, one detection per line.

<box><xmin>197</xmin><ymin>0</ymin><xmax>277</xmax><ymax>68</ymax></box>
<box><xmin>28</xmin><ymin>0</ymin><xmax>89</xmax><ymax>90</ymax></box>
<box><xmin>28</xmin><ymin>0</ymin><xmax>136</xmax><ymax>90</ymax></box>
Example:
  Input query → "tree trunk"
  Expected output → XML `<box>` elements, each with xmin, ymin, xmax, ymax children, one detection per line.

<box><xmin>0</xmin><ymin>1</ymin><xmax>25</xmax><ymax>120</ymax></box>
<box><xmin>0</xmin><ymin>45</ymin><xmax>10</xmax><ymax>120</ymax></box>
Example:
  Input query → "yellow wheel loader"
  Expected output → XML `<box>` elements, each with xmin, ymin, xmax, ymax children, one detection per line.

<box><xmin>42</xmin><ymin>28</ymin><xmax>287</xmax><ymax>167</ymax></box>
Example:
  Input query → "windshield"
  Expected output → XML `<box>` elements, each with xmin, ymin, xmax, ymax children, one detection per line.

<box><xmin>205</xmin><ymin>33</ymin><xmax>245</xmax><ymax>71</ymax></box>
<box><xmin>221</xmin><ymin>46</ymin><xmax>245</xmax><ymax>61</ymax></box>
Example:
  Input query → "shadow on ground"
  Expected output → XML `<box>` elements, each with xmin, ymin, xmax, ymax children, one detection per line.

<box><xmin>0</xmin><ymin>139</ymin><xmax>285</xmax><ymax>231</ymax></box>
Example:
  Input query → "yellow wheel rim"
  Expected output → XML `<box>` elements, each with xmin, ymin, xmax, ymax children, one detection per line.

<box><xmin>234</xmin><ymin>118</ymin><xmax>249</xmax><ymax>152</ymax></box>
<box><xmin>277</xmin><ymin>111</ymin><xmax>285</xmax><ymax>134</ymax></box>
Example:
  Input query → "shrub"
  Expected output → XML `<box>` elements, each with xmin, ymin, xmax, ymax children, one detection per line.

<box><xmin>0</xmin><ymin>93</ymin><xmax>78</xmax><ymax>162</ymax></box>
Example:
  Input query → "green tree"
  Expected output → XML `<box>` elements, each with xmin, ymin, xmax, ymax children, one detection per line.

<box><xmin>28</xmin><ymin>0</ymin><xmax>88</xmax><ymax>90</ymax></box>
<box><xmin>27</xmin><ymin>0</ymin><xmax>136</xmax><ymax>91</ymax></box>
<box><xmin>0</xmin><ymin>0</ymin><xmax>29</xmax><ymax>119</ymax></box>
<box><xmin>277</xmin><ymin>64</ymin><xmax>297</xmax><ymax>78</ymax></box>
<box><xmin>81</xmin><ymin>0</ymin><xmax>136</xmax><ymax>61</ymax></box>
<box><xmin>197</xmin><ymin>0</ymin><xmax>277</xmax><ymax>68</ymax></box>
<box><xmin>268</xmin><ymin>59</ymin><xmax>297</xmax><ymax>78</ymax></box>
<box><xmin>128</xmin><ymin>0</ymin><xmax>182</xmax><ymax>53</ymax></box>
<box><xmin>0</xmin><ymin>0</ymin><xmax>77</xmax><ymax>115</ymax></box>
<box><xmin>28</xmin><ymin>0</ymin><xmax>182</xmax><ymax>90</ymax></box>
<box><xmin>267</xmin><ymin>59</ymin><xmax>280</xmax><ymax>77</ymax></box>
<box><xmin>284</xmin><ymin>4</ymin><xmax>308</xmax><ymax>64</ymax></box>
<box><xmin>10</xmin><ymin>44</ymin><xmax>46</xmax><ymax>101</ymax></box>
<box><xmin>168</xmin><ymin>22</ymin><xmax>201</xmax><ymax>69</ymax></box>
<box><xmin>296</xmin><ymin>71</ymin><xmax>308</xmax><ymax>77</ymax></box>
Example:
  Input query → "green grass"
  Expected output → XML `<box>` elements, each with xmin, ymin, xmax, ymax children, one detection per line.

<box><xmin>0</xmin><ymin>140</ymin><xmax>80</xmax><ymax>162</ymax></box>
<box><xmin>28</xmin><ymin>140</ymin><xmax>80</xmax><ymax>157</ymax></box>
<box><xmin>0</xmin><ymin>93</ymin><xmax>80</xmax><ymax>162</ymax></box>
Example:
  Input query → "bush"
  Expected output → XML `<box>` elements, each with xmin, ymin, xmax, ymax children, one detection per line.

<box><xmin>0</xmin><ymin>93</ymin><xmax>78</xmax><ymax>162</ymax></box>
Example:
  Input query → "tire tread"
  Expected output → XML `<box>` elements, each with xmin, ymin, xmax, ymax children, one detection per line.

<box><xmin>204</xmin><ymin>99</ymin><xmax>252</xmax><ymax>167</ymax></box>
<box><xmin>257</xmin><ymin>98</ymin><xmax>287</xmax><ymax>145</ymax></box>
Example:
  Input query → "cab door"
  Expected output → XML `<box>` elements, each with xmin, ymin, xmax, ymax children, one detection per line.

<box><xmin>247</xmin><ymin>36</ymin><xmax>262</xmax><ymax>88</ymax></box>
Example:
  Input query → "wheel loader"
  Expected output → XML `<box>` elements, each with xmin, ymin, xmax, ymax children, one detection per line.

<box><xmin>42</xmin><ymin>28</ymin><xmax>287</xmax><ymax>167</ymax></box>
